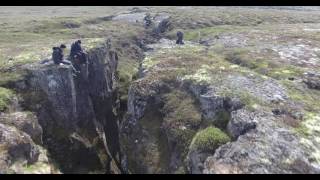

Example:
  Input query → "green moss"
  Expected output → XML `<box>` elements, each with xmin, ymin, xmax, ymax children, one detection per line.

<box><xmin>238</xmin><ymin>91</ymin><xmax>265</xmax><ymax>111</ymax></box>
<box><xmin>182</xmin><ymin>65</ymin><xmax>213</xmax><ymax>85</ymax></box>
<box><xmin>82</xmin><ymin>38</ymin><xmax>105</xmax><ymax>49</ymax></box>
<box><xmin>162</xmin><ymin>90</ymin><xmax>202</xmax><ymax>161</ymax></box>
<box><xmin>142</xmin><ymin>56</ymin><xmax>160</xmax><ymax>70</ymax></box>
<box><xmin>0</xmin><ymin>14</ymin><xmax>144</xmax><ymax>75</ymax></box>
<box><xmin>170</xmin><ymin>128</ymin><xmax>196</xmax><ymax>159</ymax></box>
<box><xmin>22</xmin><ymin>164</ymin><xmax>38</xmax><ymax>172</ymax></box>
<box><xmin>217</xmin><ymin>88</ymin><xmax>265</xmax><ymax>111</ymax></box>
<box><xmin>267</xmin><ymin>66</ymin><xmax>304</xmax><ymax>80</ymax></box>
<box><xmin>225</xmin><ymin>49</ymin><xmax>271</xmax><ymax>72</ymax></box>
<box><xmin>295</xmin><ymin>123</ymin><xmax>310</xmax><ymax>137</ymax></box>
<box><xmin>21</xmin><ymin>161</ymin><xmax>52</xmax><ymax>174</ymax></box>
<box><xmin>212</xmin><ymin>109</ymin><xmax>231</xmax><ymax>130</ymax></box>
<box><xmin>281</xmin><ymin>80</ymin><xmax>320</xmax><ymax>112</ymax></box>
<box><xmin>181</xmin><ymin>26</ymin><xmax>246</xmax><ymax>41</ymax></box>
<box><xmin>225</xmin><ymin>48</ymin><xmax>251</xmax><ymax>64</ymax></box>
<box><xmin>0</xmin><ymin>71</ymin><xmax>27</xmax><ymax>86</ymax></box>
<box><xmin>0</xmin><ymin>87</ymin><xmax>14</xmax><ymax>111</ymax></box>
<box><xmin>163</xmin><ymin>90</ymin><xmax>202</xmax><ymax>128</ymax></box>
<box><xmin>224</xmin><ymin>47</ymin><xmax>305</xmax><ymax>81</ymax></box>
<box><xmin>118</xmin><ymin>71</ymin><xmax>131</xmax><ymax>99</ymax></box>
<box><xmin>190</xmin><ymin>126</ymin><xmax>230</xmax><ymax>152</ymax></box>
<box><xmin>295</xmin><ymin>112</ymin><xmax>320</xmax><ymax>137</ymax></box>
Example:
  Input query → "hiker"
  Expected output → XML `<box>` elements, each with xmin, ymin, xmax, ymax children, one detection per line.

<box><xmin>70</xmin><ymin>40</ymin><xmax>87</xmax><ymax>65</ymax></box>
<box><xmin>69</xmin><ymin>40</ymin><xmax>88</xmax><ymax>73</ymax></box>
<box><xmin>52</xmin><ymin>44</ymin><xmax>69</xmax><ymax>65</ymax></box>
<box><xmin>176</xmin><ymin>31</ymin><xmax>184</xmax><ymax>45</ymax></box>
<box><xmin>52</xmin><ymin>44</ymin><xmax>79</xmax><ymax>74</ymax></box>
<box><xmin>143</xmin><ymin>13</ymin><xmax>153</xmax><ymax>29</ymax></box>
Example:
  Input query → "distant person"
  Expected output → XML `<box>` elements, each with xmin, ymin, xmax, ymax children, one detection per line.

<box><xmin>70</xmin><ymin>40</ymin><xmax>88</xmax><ymax>72</ymax></box>
<box><xmin>143</xmin><ymin>13</ymin><xmax>153</xmax><ymax>29</ymax></box>
<box><xmin>52</xmin><ymin>44</ymin><xmax>67</xmax><ymax>65</ymax></box>
<box><xmin>176</xmin><ymin>31</ymin><xmax>184</xmax><ymax>45</ymax></box>
<box><xmin>70</xmin><ymin>40</ymin><xmax>86</xmax><ymax>63</ymax></box>
<box><xmin>52</xmin><ymin>44</ymin><xmax>79</xmax><ymax>75</ymax></box>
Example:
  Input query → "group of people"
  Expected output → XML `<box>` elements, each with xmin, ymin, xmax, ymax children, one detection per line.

<box><xmin>53</xmin><ymin>14</ymin><xmax>184</xmax><ymax>74</ymax></box>
<box><xmin>52</xmin><ymin>40</ymin><xmax>87</xmax><ymax>76</ymax></box>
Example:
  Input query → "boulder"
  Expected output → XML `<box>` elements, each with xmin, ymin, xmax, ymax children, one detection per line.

<box><xmin>0</xmin><ymin>123</ymin><xmax>40</xmax><ymax>172</ymax></box>
<box><xmin>227</xmin><ymin>109</ymin><xmax>257</xmax><ymax>139</ymax></box>
<box><xmin>204</xmin><ymin>110</ymin><xmax>320</xmax><ymax>174</ymax></box>
<box><xmin>303</xmin><ymin>72</ymin><xmax>320</xmax><ymax>90</ymax></box>
<box><xmin>0</xmin><ymin>112</ymin><xmax>43</xmax><ymax>144</ymax></box>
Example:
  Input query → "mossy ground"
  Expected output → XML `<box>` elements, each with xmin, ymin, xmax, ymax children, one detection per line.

<box><xmin>0</xmin><ymin>10</ymin><xmax>145</xmax><ymax>88</ymax></box>
<box><xmin>281</xmin><ymin>80</ymin><xmax>320</xmax><ymax>113</ymax></box>
<box><xmin>2</xmin><ymin>6</ymin><xmax>320</xmax><ymax>173</ymax></box>
<box><xmin>0</xmin><ymin>87</ymin><xmax>14</xmax><ymax>112</ymax></box>
<box><xmin>224</xmin><ymin>47</ymin><xmax>306</xmax><ymax>81</ymax></box>
<box><xmin>162</xmin><ymin>90</ymin><xmax>202</xmax><ymax>159</ymax></box>
<box><xmin>162</xmin><ymin>90</ymin><xmax>202</xmax><ymax>129</ymax></box>
<box><xmin>141</xmin><ymin>44</ymin><xmax>273</xmax><ymax>112</ymax></box>
<box><xmin>139</xmin><ymin>18</ymin><xmax>320</xmax><ymax>164</ymax></box>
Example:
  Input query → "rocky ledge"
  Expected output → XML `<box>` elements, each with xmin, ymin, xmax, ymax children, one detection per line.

<box><xmin>120</xmin><ymin>39</ymin><xmax>320</xmax><ymax>174</ymax></box>
<box><xmin>1</xmin><ymin>39</ymin><xmax>122</xmax><ymax>174</ymax></box>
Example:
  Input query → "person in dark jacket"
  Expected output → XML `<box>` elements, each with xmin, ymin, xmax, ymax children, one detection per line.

<box><xmin>52</xmin><ymin>44</ymin><xmax>71</xmax><ymax>65</ymax></box>
<box><xmin>176</xmin><ymin>31</ymin><xmax>184</xmax><ymax>45</ymax></box>
<box><xmin>70</xmin><ymin>40</ymin><xmax>82</xmax><ymax>58</ymax></box>
<box><xmin>70</xmin><ymin>40</ymin><xmax>87</xmax><ymax>72</ymax></box>
<box><xmin>52</xmin><ymin>47</ymin><xmax>62</xmax><ymax>65</ymax></box>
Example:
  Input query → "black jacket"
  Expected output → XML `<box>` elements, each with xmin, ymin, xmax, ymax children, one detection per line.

<box><xmin>52</xmin><ymin>47</ymin><xmax>63</xmax><ymax>64</ymax></box>
<box><xmin>70</xmin><ymin>42</ymin><xmax>82</xmax><ymax>58</ymax></box>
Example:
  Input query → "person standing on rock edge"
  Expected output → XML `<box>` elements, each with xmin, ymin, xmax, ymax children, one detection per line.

<box><xmin>52</xmin><ymin>44</ymin><xmax>80</xmax><ymax>76</ymax></box>
<box><xmin>176</xmin><ymin>31</ymin><xmax>184</xmax><ymax>45</ymax></box>
<box><xmin>70</xmin><ymin>40</ymin><xmax>87</xmax><ymax>71</ymax></box>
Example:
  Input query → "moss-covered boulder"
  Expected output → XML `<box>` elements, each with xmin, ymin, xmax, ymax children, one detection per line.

<box><xmin>190</xmin><ymin>126</ymin><xmax>230</xmax><ymax>152</ymax></box>
<box><xmin>186</xmin><ymin>126</ymin><xmax>230</xmax><ymax>174</ymax></box>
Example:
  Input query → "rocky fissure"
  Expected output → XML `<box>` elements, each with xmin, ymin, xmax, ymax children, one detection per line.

<box><xmin>118</xmin><ymin>37</ymin><xmax>320</xmax><ymax>174</ymax></box>
<box><xmin>0</xmin><ymin>41</ymin><xmax>124</xmax><ymax>174</ymax></box>
<box><xmin>118</xmin><ymin>39</ymin><xmax>256</xmax><ymax>174</ymax></box>
<box><xmin>0</xmin><ymin>13</ymin><xmax>174</xmax><ymax>173</ymax></box>
<box><xmin>2</xmin><ymin>34</ymin><xmax>319</xmax><ymax>174</ymax></box>
<box><xmin>2</xmin><ymin>9</ymin><xmax>320</xmax><ymax>174</ymax></box>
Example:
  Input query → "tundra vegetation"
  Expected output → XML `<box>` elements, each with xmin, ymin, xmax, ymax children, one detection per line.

<box><xmin>1</xmin><ymin>6</ymin><xmax>320</xmax><ymax>174</ymax></box>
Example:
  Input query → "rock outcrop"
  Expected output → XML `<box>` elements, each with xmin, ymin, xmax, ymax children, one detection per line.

<box><xmin>0</xmin><ymin>112</ymin><xmax>43</xmax><ymax>145</ymax></box>
<box><xmin>120</xmin><ymin>40</ymin><xmax>233</xmax><ymax>174</ymax></box>
<box><xmin>12</xmin><ymin>41</ymin><xmax>122</xmax><ymax>173</ymax></box>
<box><xmin>303</xmin><ymin>72</ymin><xmax>320</xmax><ymax>90</ymax></box>
<box><xmin>112</xmin><ymin>11</ymin><xmax>171</xmax><ymax>37</ymax></box>
<box><xmin>204</xmin><ymin>109</ymin><xmax>320</xmax><ymax>174</ymax></box>
<box><xmin>0</xmin><ymin>123</ymin><xmax>39</xmax><ymax>173</ymax></box>
<box><xmin>120</xmin><ymin>38</ymin><xmax>320</xmax><ymax>174</ymax></box>
<box><xmin>0</xmin><ymin>111</ymin><xmax>56</xmax><ymax>174</ymax></box>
